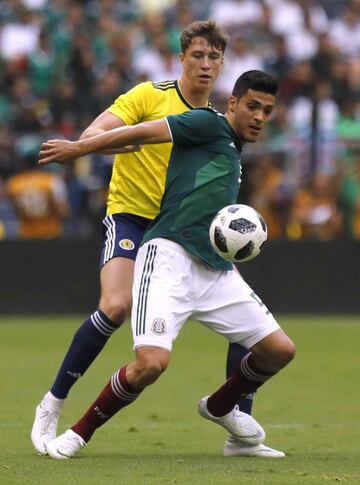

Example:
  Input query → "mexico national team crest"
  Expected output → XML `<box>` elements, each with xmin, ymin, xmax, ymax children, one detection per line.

<box><xmin>151</xmin><ymin>318</ymin><xmax>167</xmax><ymax>335</ymax></box>
<box><xmin>119</xmin><ymin>239</ymin><xmax>135</xmax><ymax>250</ymax></box>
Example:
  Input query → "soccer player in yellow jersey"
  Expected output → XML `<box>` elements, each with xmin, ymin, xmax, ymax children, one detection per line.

<box><xmin>31</xmin><ymin>21</ymin><xmax>283</xmax><ymax>458</ymax></box>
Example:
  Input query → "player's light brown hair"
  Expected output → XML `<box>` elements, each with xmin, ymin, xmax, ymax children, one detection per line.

<box><xmin>180</xmin><ymin>20</ymin><xmax>228</xmax><ymax>54</ymax></box>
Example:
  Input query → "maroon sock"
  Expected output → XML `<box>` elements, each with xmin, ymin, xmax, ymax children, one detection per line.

<box><xmin>72</xmin><ymin>366</ymin><xmax>142</xmax><ymax>442</ymax></box>
<box><xmin>207</xmin><ymin>353</ymin><xmax>275</xmax><ymax>417</ymax></box>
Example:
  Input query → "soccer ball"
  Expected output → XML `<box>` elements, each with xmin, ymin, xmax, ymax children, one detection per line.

<box><xmin>209</xmin><ymin>204</ymin><xmax>267</xmax><ymax>263</ymax></box>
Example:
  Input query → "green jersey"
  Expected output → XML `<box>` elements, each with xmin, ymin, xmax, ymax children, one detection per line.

<box><xmin>142</xmin><ymin>108</ymin><xmax>242</xmax><ymax>271</ymax></box>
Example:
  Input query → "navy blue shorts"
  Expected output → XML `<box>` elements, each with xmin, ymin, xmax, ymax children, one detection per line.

<box><xmin>100</xmin><ymin>213</ymin><xmax>151</xmax><ymax>267</ymax></box>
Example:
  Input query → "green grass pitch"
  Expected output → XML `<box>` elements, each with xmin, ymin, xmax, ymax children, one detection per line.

<box><xmin>1</xmin><ymin>315</ymin><xmax>359</xmax><ymax>484</ymax></box>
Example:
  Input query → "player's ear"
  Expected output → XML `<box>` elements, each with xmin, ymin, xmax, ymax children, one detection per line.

<box><xmin>228</xmin><ymin>95</ymin><xmax>236</xmax><ymax>113</ymax></box>
<box><xmin>179</xmin><ymin>53</ymin><xmax>185</xmax><ymax>66</ymax></box>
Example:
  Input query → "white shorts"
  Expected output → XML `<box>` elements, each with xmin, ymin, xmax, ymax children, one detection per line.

<box><xmin>131</xmin><ymin>238</ymin><xmax>280</xmax><ymax>352</ymax></box>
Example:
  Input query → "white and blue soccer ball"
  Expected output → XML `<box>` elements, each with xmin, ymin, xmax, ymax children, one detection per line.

<box><xmin>209</xmin><ymin>204</ymin><xmax>267</xmax><ymax>263</ymax></box>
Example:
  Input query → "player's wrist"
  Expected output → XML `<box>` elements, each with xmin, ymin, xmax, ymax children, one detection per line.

<box><xmin>75</xmin><ymin>139</ymin><xmax>91</xmax><ymax>157</ymax></box>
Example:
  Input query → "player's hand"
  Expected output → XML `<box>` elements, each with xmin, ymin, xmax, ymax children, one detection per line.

<box><xmin>38</xmin><ymin>140</ymin><xmax>80</xmax><ymax>165</ymax></box>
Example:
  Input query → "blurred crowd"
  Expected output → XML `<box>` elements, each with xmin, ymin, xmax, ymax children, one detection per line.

<box><xmin>0</xmin><ymin>0</ymin><xmax>360</xmax><ymax>240</ymax></box>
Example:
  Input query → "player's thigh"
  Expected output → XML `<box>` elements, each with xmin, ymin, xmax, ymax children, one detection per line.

<box><xmin>194</xmin><ymin>269</ymin><xmax>280</xmax><ymax>349</ymax></box>
<box><xmin>100</xmin><ymin>213</ymin><xmax>149</xmax><ymax>268</ymax></box>
<box><xmin>99</xmin><ymin>213</ymin><xmax>149</xmax><ymax>311</ymax></box>
<box><xmin>100</xmin><ymin>256</ymin><xmax>134</xmax><ymax>305</ymax></box>
<box><xmin>131</xmin><ymin>239</ymin><xmax>193</xmax><ymax>352</ymax></box>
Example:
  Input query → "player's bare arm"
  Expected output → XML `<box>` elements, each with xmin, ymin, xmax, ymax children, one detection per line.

<box><xmin>38</xmin><ymin>119</ymin><xmax>171</xmax><ymax>165</ymax></box>
<box><xmin>80</xmin><ymin>110</ymin><xmax>142</xmax><ymax>155</ymax></box>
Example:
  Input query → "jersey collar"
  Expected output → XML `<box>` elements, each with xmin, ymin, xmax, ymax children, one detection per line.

<box><xmin>175</xmin><ymin>80</ymin><xmax>211</xmax><ymax>110</ymax></box>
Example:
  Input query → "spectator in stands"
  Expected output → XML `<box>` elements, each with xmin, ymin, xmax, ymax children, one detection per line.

<box><xmin>27</xmin><ymin>30</ymin><xmax>58</xmax><ymax>97</ymax></box>
<box><xmin>310</xmin><ymin>32</ymin><xmax>339</xmax><ymax>80</ymax></box>
<box><xmin>329</xmin><ymin>2</ymin><xmax>360</xmax><ymax>59</ymax></box>
<box><xmin>288</xmin><ymin>78</ymin><xmax>340</xmax><ymax>183</ymax></box>
<box><xmin>210</xmin><ymin>0</ymin><xmax>263</xmax><ymax>30</ymax></box>
<box><xmin>0</xmin><ymin>122</ymin><xmax>15</xmax><ymax>180</ymax></box>
<box><xmin>0</xmin><ymin>6</ymin><xmax>40</xmax><ymax>61</ymax></box>
<box><xmin>340</xmin><ymin>150</ymin><xmax>360</xmax><ymax>239</ymax></box>
<box><xmin>213</xmin><ymin>33</ymin><xmax>264</xmax><ymax>102</ymax></box>
<box><xmin>285</xmin><ymin>5</ymin><xmax>319</xmax><ymax>63</ymax></box>
<box><xmin>287</xmin><ymin>173</ymin><xmax>343</xmax><ymax>240</ymax></box>
<box><xmin>246</xmin><ymin>154</ymin><xmax>290</xmax><ymax>238</ymax></box>
<box><xmin>337</xmin><ymin>98</ymin><xmax>360</xmax><ymax>148</ymax></box>
<box><xmin>264</xmin><ymin>34</ymin><xmax>293</xmax><ymax>85</ymax></box>
<box><xmin>5</xmin><ymin>157</ymin><xmax>69</xmax><ymax>239</ymax></box>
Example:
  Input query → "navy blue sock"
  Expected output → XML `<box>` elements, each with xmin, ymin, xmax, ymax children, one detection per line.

<box><xmin>226</xmin><ymin>343</ymin><xmax>254</xmax><ymax>415</ymax></box>
<box><xmin>51</xmin><ymin>310</ymin><xmax>118</xmax><ymax>399</ymax></box>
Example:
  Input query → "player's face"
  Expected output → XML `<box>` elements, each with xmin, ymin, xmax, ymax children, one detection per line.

<box><xmin>180</xmin><ymin>37</ymin><xmax>224</xmax><ymax>91</ymax></box>
<box><xmin>229</xmin><ymin>89</ymin><xmax>275</xmax><ymax>143</ymax></box>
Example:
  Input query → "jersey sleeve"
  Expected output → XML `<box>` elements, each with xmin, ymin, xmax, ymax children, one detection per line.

<box><xmin>166</xmin><ymin>109</ymin><xmax>222</xmax><ymax>145</ymax></box>
<box><xmin>107</xmin><ymin>82</ymin><xmax>154</xmax><ymax>125</ymax></box>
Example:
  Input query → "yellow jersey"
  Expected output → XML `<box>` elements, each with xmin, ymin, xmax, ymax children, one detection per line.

<box><xmin>106</xmin><ymin>80</ymin><xmax>209</xmax><ymax>219</ymax></box>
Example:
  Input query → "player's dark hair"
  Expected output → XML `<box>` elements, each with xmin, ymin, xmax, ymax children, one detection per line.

<box><xmin>180</xmin><ymin>20</ymin><xmax>228</xmax><ymax>54</ymax></box>
<box><xmin>232</xmin><ymin>70</ymin><xmax>278</xmax><ymax>98</ymax></box>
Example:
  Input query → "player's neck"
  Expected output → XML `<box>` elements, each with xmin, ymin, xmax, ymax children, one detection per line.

<box><xmin>225</xmin><ymin>111</ymin><xmax>245</xmax><ymax>146</ymax></box>
<box><xmin>225</xmin><ymin>111</ymin><xmax>235</xmax><ymax>131</ymax></box>
<box><xmin>177</xmin><ymin>78</ymin><xmax>210</xmax><ymax>108</ymax></box>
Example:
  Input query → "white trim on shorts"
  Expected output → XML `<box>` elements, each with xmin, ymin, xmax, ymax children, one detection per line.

<box><xmin>102</xmin><ymin>215</ymin><xmax>116</xmax><ymax>265</ymax></box>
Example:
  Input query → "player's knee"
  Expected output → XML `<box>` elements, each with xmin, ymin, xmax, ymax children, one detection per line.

<box><xmin>253</xmin><ymin>334</ymin><xmax>296</xmax><ymax>372</ymax></box>
<box><xmin>99</xmin><ymin>296</ymin><xmax>131</xmax><ymax>325</ymax></box>
<box><xmin>275</xmin><ymin>338</ymin><xmax>296</xmax><ymax>368</ymax></box>
<box><xmin>136</xmin><ymin>357</ymin><xmax>168</xmax><ymax>386</ymax></box>
<box><xmin>145</xmin><ymin>361</ymin><xmax>167</xmax><ymax>383</ymax></box>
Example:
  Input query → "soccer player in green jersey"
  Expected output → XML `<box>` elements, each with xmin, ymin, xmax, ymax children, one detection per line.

<box><xmin>39</xmin><ymin>70</ymin><xmax>295</xmax><ymax>459</ymax></box>
<box><xmin>31</xmin><ymin>21</ymin><xmax>281</xmax><ymax>458</ymax></box>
